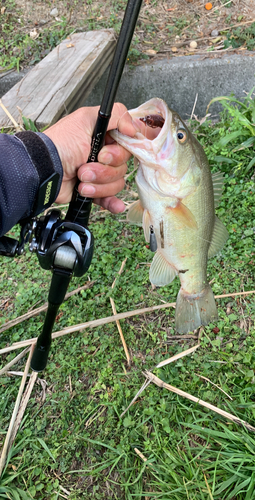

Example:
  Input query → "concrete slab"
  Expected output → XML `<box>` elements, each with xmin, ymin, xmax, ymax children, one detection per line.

<box><xmin>83</xmin><ymin>52</ymin><xmax>255</xmax><ymax>119</ymax></box>
<box><xmin>0</xmin><ymin>69</ymin><xmax>29</xmax><ymax>96</ymax></box>
<box><xmin>1</xmin><ymin>52</ymin><xmax>255</xmax><ymax>120</ymax></box>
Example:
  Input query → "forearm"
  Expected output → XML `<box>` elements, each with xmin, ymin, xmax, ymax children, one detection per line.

<box><xmin>0</xmin><ymin>132</ymin><xmax>63</xmax><ymax>237</ymax></box>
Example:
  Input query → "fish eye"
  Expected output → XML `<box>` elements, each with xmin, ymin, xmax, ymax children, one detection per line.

<box><xmin>177</xmin><ymin>129</ymin><xmax>187</xmax><ymax>143</ymax></box>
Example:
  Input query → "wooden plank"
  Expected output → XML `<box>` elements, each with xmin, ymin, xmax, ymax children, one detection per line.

<box><xmin>0</xmin><ymin>30</ymin><xmax>116</xmax><ymax>130</ymax></box>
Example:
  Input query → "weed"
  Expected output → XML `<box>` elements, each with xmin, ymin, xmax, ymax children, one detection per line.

<box><xmin>0</xmin><ymin>53</ymin><xmax>255</xmax><ymax>500</ymax></box>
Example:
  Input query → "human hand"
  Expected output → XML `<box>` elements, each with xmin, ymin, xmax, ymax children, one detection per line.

<box><xmin>44</xmin><ymin>103</ymin><xmax>138</xmax><ymax>213</ymax></box>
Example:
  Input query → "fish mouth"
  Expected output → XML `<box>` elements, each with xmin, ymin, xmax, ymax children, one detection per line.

<box><xmin>110</xmin><ymin>98</ymin><xmax>171</xmax><ymax>156</ymax></box>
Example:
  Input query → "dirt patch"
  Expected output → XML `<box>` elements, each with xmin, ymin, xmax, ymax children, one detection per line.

<box><xmin>2</xmin><ymin>0</ymin><xmax>255</xmax><ymax>69</ymax></box>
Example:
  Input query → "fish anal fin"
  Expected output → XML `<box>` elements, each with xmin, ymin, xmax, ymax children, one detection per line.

<box><xmin>127</xmin><ymin>200</ymin><xmax>143</xmax><ymax>225</ymax></box>
<box><xmin>166</xmin><ymin>201</ymin><xmax>197</xmax><ymax>229</ymax></box>
<box><xmin>149</xmin><ymin>251</ymin><xmax>177</xmax><ymax>286</ymax></box>
<box><xmin>208</xmin><ymin>216</ymin><xmax>229</xmax><ymax>258</ymax></box>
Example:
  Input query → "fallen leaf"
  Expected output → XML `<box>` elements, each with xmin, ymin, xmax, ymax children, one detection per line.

<box><xmin>30</xmin><ymin>29</ymin><xmax>39</xmax><ymax>40</ymax></box>
<box><xmin>144</xmin><ymin>49</ymin><xmax>157</xmax><ymax>56</ymax></box>
<box><xmin>1</xmin><ymin>6</ymin><xmax>6</xmax><ymax>14</ymax></box>
<box><xmin>212</xmin><ymin>327</ymin><xmax>220</xmax><ymax>333</ymax></box>
<box><xmin>171</xmin><ymin>46</ymin><xmax>178</xmax><ymax>52</ymax></box>
<box><xmin>66</xmin><ymin>43</ymin><xmax>75</xmax><ymax>48</ymax></box>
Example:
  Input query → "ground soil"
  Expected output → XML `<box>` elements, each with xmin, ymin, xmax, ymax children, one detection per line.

<box><xmin>7</xmin><ymin>0</ymin><xmax>255</xmax><ymax>67</ymax></box>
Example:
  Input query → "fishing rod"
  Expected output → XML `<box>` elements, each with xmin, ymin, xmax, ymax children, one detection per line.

<box><xmin>28</xmin><ymin>0</ymin><xmax>143</xmax><ymax>371</ymax></box>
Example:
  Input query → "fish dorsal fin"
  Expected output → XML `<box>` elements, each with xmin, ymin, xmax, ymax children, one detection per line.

<box><xmin>127</xmin><ymin>200</ymin><xmax>143</xmax><ymax>225</ymax></box>
<box><xmin>143</xmin><ymin>209</ymin><xmax>151</xmax><ymax>242</ymax></box>
<box><xmin>166</xmin><ymin>201</ymin><xmax>198</xmax><ymax>229</ymax></box>
<box><xmin>208</xmin><ymin>216</ymin><xmax>229</xmax><ymax>258</ymax></box>
<box><xmin>212</xmin><ymin>172</ymin><xmax>224</xmax><ymax>208</ymax></box>
<box><xmin>149</xmin><ymin>251</ymin><xmax>177</xmax><ymax>286</ymax></box>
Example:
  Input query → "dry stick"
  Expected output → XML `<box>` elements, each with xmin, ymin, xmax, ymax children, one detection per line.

<box><xmin>6</xmin><ymin>371</ymin><xmax>30</xmax><ymax>377</ymax></box>
<box><xmin>120</xmin><ymin>344</ymin><xmax>199</xmax><ymax>417</ymax></box>
<box><xmin>134</xmin><ymin>448</ymin><xmax>156</xmax><ymax>471</ymax></box>
<box><xmin>110</xmin><ymin>298</ymin><xmax>131</xmax><ymax>366</ymax></box>
<box><xmin>144</xmin><ymin>371</ymin><xmax>255</xmax><ymax>433</ymax></box>
<box><xmin>190</xmin><ymin>93</ymin><xmax>198</xmax><ymax>120</ymax></box>
<box><xmin>110</xmin><ymin>258</ymin><xmax>131</xmax><ymax>366</ymax></box>
<box><xmin>0</xmin><ymin>347</ymin><xmax>30</xmax><ymax>376</ymax></box>
<box><xmin>0</xmin><ymin>281</ymin><xmax>95</xmax><ymax>335</ymax></box>
<box><xmin>156</xmin><ymin>344</ymin><xmax>200</xmax><ymax>368</ymax></box>
<box><xmin>167</xmin><ymin>334</ymin><xmax>198</xmax><ymax>340</ymax></box>
<box><xmin>9</xmin><ymin>371</ymin><xmax>38</xmax><ymax>452</ymax></box>
<box><xmin>0</xmin><ymin>301</ymin><xmax>177</xmax><ymax>354</ymax></box>
<box><xmin>0</xmin><ymin>99</ymin><xmax>23</xmax><ymax>131</ymax></box>
<box><xmin>1</xmin><ymin>290</ymin><xmax>255</xmax><ymax>356</ymax></box>
<box><xmin>0</xmin><ymin>343</ymin><xmax>35</xmax><ymax>477</ymax></box>
<box><xmin>195</xmin><ymin>372</ymin><xmax>233</xmax><ymax>401</ymax></box>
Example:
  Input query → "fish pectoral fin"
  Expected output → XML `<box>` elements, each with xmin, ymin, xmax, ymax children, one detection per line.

<box><xmin>208</xmin><ymin>216</ymin><xmax>229</xmax><ymax>258</ymax></box>
<box><xmin>149</xmin><ymin>251</ymin><xmax>177</xmax><ymax>286</ymax></box>
<box><xmin>167</xmin><ymin>201</ymin><xmax>197</xmax><ymax>229</ymax></box>
<box><xmin>127</xmin><ymin>200</ymin><xmax>144</xmax><ymax>225</ymax></box>
<box><xmin>212</xmin><ymin>171</ymin><xmax>225</xmax><ymax>208</ymax></box>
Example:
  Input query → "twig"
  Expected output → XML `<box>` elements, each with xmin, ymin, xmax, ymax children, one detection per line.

<box><xmin>1</xmin><ymin>290</ymin><xmax>254</xmax><ymax>355</ymax></box>
<box><xmin>0</xmin><ymin>347</ymin><xmax>30</xmax><ymax>376</ymax></box>
<box><xmin>120</xmin><ymin>379</ymin><xmax>151</xmax><ymax>418</ymax></box>
<box><xmin>190</xmin><ymin>93</ymin><xmax>198</xmax><ymax>120</ymax></box>
<box><xmin>6</xmin><ymin>371</ymin><xmax>30</xmax><ymax>377</ymax></box>
<box><xmin>0</xmin><ymin>281</ymin><xmax>95</xmax><ymax>335</ymax></box>
<box><xmin>195</xmin><ymin>372</ymin><xmax>233</xmax><ymax>400</ymax></box>
<box><xmin>156</xmin><ymin>344</ymin><xmax>200</xmax><ymax>368</ymax></box>
<box><xmin>134</xmin><ymin>448</ymin><xmax>156</xmax><ymax>470</ymax></box>
<box><xmin>218</xmin><ymin>18</ymin><xmax>255</xmax><ymax>31</ymax></box>
<box><xmin>0</xmin><ymin>301</ymin><xmax>177</xmax><ymax>354</ymax></box>
<box><xmin>0</xmin><ymin>99</ymin><xmax>24</xmax><ymax>131</ymax></box>
<box><xmin>121</xmin><ymin>345</ymin><xmax>199</xmax><ymax>417</ymax></box>
<box><xmin>110</xmin><ymin>258</ymin><xmax>130</xmax><ymax>365</ymax></box>
<box><xmin>9</xmin><ymin>371</ymin><xmax>38</xmax><ymax>451</ymax></box>
<box><xmin>110</xmin><ymin>298</ymin><xmax>131</xmax><ymax>366</ymax></box>
<box><xmin>0</xmin><ymin>343</ymin><xmax>35</xmax><ymax>476</ymax></box>
<box><xmin>144</xmin><ymin>371</ymin><xmax>255</xmax><ymax>433</ymax></box>
<box><xmin>59</xmin><ymin>485</ymin><xmax>71</xmax><ymax>496</ymax></box>
<box><xmin>167</xmin><ymin>334</ymin><xmax>198</xmax><ymax>340</ymax></box>
<box><xmin>111</xmin><ymin>258</ymin><xmax>127</xmax><ymax>290</ymax></box>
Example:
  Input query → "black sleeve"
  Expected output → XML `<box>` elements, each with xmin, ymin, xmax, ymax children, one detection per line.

<box><xmin>0</xmin><ymin>131</ymin><xmax>63</xmax><ymax>237</ymax></box>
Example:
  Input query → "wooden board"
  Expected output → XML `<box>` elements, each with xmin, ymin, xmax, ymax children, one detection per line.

<box><xmin>0</xmin><ymin>30</ymin><xmax>116</xmax><ymax>129</ymax></box>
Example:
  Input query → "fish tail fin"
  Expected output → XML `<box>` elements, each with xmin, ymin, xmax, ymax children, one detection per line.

<box><xmin>175</xmin><ymin>285</ymin><xmax>218</xmax><ymax>333</ymax></box>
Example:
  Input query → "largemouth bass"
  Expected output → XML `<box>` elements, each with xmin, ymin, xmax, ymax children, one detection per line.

<box><xmin>110</xmin><ymin>98</ymin><xmax>228</xmax><ymax>333</ymax></box>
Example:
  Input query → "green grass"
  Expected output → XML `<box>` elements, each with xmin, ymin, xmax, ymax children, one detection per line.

<box><xmin>0</xmin><ymin>94</ymin><xmax>255</xmax><ymax>498</ymax></box>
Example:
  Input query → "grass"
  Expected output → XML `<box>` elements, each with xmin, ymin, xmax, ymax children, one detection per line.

<box><xmin>0</xmin><ymin>90</ymin><xmax>255</xmax><ymax>499</ymax></box>
<box><xmin>1</xmin><ymin>0</ymin><xmax>255</xmax><ymax>70</ymax></box>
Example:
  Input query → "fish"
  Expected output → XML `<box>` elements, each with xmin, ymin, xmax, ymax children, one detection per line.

<box><xmin>110</xmin><ymin>98</ymin><xmax>228</xmax><ymax>333</ymax></box>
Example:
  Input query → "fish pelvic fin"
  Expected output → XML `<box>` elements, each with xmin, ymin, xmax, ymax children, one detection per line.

<box><xmin>208</xmin><ymin>216</ymin><xmax>229</xmax><ymax>259</ymax></box>
<box><xmin>127</xmin><ymin>200</ymin><xmax>144</xmax><ymax>225</ymax></box>
<box><xmin>149</xmin><ymin>251</ymin><xmax>177</xmax><ymax>286</ymax></box>
<box><xmin>166</xmin><ymin>201</ymin><xmax>198</xmax><ymax>229</ymax></box>
<box><xmin>142</xmin><ymin>209</ymin><xmax>151</xmax><ymax>242</ymax></box>
<box><xmin>175</xmin><ymin>285</ymin><xmax>218</xmax><ymax>334</ymax></box>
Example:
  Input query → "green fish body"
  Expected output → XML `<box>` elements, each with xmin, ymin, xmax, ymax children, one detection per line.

<box><xmin>111</xmin><ymin>98</ymin><xmax>228</xmax><ymax>333</ymax></box>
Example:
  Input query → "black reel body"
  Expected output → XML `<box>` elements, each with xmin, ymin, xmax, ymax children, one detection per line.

<box><xmin>33</xmin><ymin>209</ymin><xmax>94</xmax><ymax>277</ymax></box>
